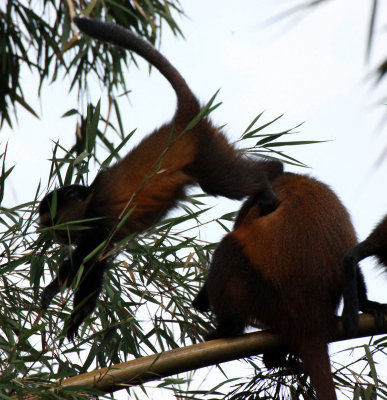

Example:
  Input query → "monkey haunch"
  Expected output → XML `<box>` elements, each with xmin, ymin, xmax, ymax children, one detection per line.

<box><xmin>38</xmin><ymin>18</ymin><xmax>283</xmax><ymax>339</ymax></box>
<box><xmin>193</xmin><ymin>173</ymin><xmax>387</xmax><ymax>400</ymax></box>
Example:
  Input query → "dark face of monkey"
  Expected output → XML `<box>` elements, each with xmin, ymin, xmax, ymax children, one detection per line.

<box><xmin>39</xmin><ymin>184</ymin><xmax>92</xmax><ymax>244</ymax></box>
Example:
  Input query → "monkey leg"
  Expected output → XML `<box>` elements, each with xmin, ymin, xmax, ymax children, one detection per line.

<box><xmin>196</xmin><ymin>160</ymin><xmax>280</xmax><ymax>206</ymax></box>
<box><xmin>41</xmin><ymin>225</ymin><xmax>109</xmax><ymax>338</ymax></box>
<box><xmin>342</xmin><ymin>241</ymin><xmax>370</xmax><ymax>335</ymax></box>
<box><xmin>186</xmin><ymin>132</ymin><xmax>283</xmax><ymax>202</ymax></box>
<box><xmin>202</xmin><ymin>235</ymin><xmax>264</xmax><ymax>341</ymax></box>
<box><xmin>262</xmin><ymin>349</ymin><xmax>289</xmax><ymax>369</ymax></box>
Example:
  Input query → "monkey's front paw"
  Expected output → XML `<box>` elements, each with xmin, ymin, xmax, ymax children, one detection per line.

<box><xmin>66</xmin><ymin>312</ymin><xmax>84</xmax><ymax>341</ymax></box>
<box><xmin>192</xmin><ymin>291</ymin><xmax>210</xmax><ymax>312</ymax></box>
<box><xmin>362</xmin><ymin>300</ymin><xmax>387</xmax><ymax>328</ymax></box>
<box><xmin>204</xmin><ymin>326</ymin><xmax>244</xmax><ymax>341</ymax></box>
<box><xmin>66</xmin><ymin>302</ymin><xmax>97</xmax><ymax>340</ymax></box>
<box><xmin>204</xmin><ymin>330</ymin><xmax>223</xmax><ymax>341</ymax></box>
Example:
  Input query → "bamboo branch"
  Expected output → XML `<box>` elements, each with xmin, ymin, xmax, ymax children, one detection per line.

<box><xmin>23</xmin><ymin>313</ymin><xmax>387</xmax><ymax>398</ymax></box>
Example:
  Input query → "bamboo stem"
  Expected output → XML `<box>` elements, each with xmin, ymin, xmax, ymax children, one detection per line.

<box><xmin>22</xmin><ymin>313</ymin><xmax>387</xmax><ymax>398</ymax></box>
<box><xmin>63</xmin><ymin>314</ymin><xmax>386</xmax><ymax>393</ymax></box>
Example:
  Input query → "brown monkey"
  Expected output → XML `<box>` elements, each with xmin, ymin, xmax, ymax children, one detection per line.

<box><xmin>342</xmin><ymin>215</ymin><xmax>387</xmax><ymax>336</ymax></box>
<box><xmin>39</xmin><ymin>18</ymin><xmax>283</xmax><ymax>339</ymax></box>
<box><xmin>193</xmin><ymin>173</ymin><xmax>387</xmax><ymax>400</ymax></box>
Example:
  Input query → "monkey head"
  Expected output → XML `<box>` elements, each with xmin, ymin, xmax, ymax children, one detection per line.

<box><xmin>39</xmin><ymin>184</ymin><xmax>93</xmax><ymax>244</ymax></box>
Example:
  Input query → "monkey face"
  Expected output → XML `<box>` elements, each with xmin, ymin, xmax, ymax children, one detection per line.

<box><xmin>39</xmin><ymin>184</ymin><xmax>92</xmax><ymax>244</ymax></box>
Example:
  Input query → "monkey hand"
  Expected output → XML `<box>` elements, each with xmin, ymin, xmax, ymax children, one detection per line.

<box><xmin>204</xmin><ymin>327</ymin><xmax>241</xmax><ymax>341</ymax></box>
<box><xmin>359</xmin><ymin>299</ymin><xmax>387</xmax><ymax>329</ymax></box>
<box><xmin>203</xmin><ymin>319</ymin><xmax>245</xmax><ymax>341</ymax></box>
<box><xmin>203</xmin><ymin>329</ymin><xmax>224</xmax><ymax>341</ymax></box>
<box><xmin>192</xmin><ymin>283</ymin><xmax>210</xmax><ymax>312</ymax></box>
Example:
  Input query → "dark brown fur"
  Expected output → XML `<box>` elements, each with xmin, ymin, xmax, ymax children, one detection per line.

<box><xmin>194</xmin><ymin>173</ymin><xmax>358</xmax><ymax>400</ymax></box>
<box><xmin>39</xmin><ymin>18</ymin><xmax>283</xmax><ymax>339</ymax></box>
<box><xmin>342</xmin><ymin>215</ymin><xmax>387</xmax><ymax>336</ymax></box>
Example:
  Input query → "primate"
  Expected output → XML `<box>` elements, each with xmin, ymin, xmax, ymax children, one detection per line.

<box><xmin>39</xmin><ymin>18</ymin><xmax>283</xmax><ymax>339</ymax></box>
<box><xmin>193</xmin><ymin>173</ymin><xmax>387</xmax><ymax>400</ymax></box>
<box><xmin>342</xmin><ymin>215</ymin><xmax>387</xmax><ymax>336</ymax></box>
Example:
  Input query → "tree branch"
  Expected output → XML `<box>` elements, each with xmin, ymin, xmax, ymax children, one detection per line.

<box><xmin>22</xmin><ymin>313</ymin><xmax>387</xmax><ymax>398</ymax></box>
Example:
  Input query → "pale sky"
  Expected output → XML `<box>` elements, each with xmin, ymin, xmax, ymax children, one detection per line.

<box><xmin>2</xmin><ymin>0</ymin><xmax>387</xmax><ymax>398</ymax></box>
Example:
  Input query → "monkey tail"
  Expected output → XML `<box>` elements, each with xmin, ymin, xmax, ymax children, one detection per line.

<box><xmin>73</xmin><ymin>17</ymin><xmax>200</xmax><ymax>118</ymax></box>
<box><xmin>297</xmin><ymin>337</ymin><xmax>337</xmax><ymax>400</ymax></box>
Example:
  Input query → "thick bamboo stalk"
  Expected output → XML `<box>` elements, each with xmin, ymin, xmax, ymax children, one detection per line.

<box><xmin>55</xmin><ymin>313</ymin><xmax>385</xmax><ymax>394</ymax></box>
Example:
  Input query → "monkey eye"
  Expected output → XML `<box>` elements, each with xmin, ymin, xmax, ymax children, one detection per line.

<box><xmin>66</xmin><ymin>189</ymin><xmax>84</xmax><ymax>201</ymax></box>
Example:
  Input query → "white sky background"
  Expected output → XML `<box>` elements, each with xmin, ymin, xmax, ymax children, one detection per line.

<box><xmin>2</xmin><ymin>0</ymin><xmax>387</xmax><ymax>398</ymax></box>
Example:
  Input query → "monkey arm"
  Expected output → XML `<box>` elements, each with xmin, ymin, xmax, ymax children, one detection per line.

<box><xmin>40</xmin><ymin>244</ymin><xmax>90</xmax><ymax>310</ymax></box>
<box><xmin>342</xmin><ymin>245</ymin><xmax>361</xmax><ymax>336</ymax></box>
<box><xmin>66</xmin><ymin>257</ymin><xmax>106</xmax><ymax>340</ymax></box>
<box><xmin>40</xmin><ymin>259</ymin><xmax>72</xmax><ymax>310</ymax></box>
<box><xmin>342</xmin><ymin>240</ymin><xmax>387</xmax><ymax>336</ymax></box>
<box><xmin>41</xmin><ymin>226</ymin><xmax>109</xmax><ymax>339</ymax></box>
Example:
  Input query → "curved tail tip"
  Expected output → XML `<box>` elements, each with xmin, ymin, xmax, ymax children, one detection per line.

<box><xmin>72</xmin><ymin>16</ymin><xmax>92</xmax><ymax>31</ymax></box>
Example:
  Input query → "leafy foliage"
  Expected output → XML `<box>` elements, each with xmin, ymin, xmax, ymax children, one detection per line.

<box><xmin>0</xmin><ymin>0</ymin><xmax>184</xmax><ymax>127</ymax></box>
<box><xmin>0</xmin><ymin>98</ymin><xmax>299</xmax><ymax>398</ymax></box>
<box><xmin>1</xmin><ymin>1</ymin><xmax>387</xmax><ymax>399</ymax></box>
<box><xmin>2</xmin><ymin>108</ymin><xmax>387</xmax><ymax>398</ymax></box>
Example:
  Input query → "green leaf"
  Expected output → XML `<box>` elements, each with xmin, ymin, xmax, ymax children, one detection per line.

<box><xmin>364</xmin><ymin>344</ymin><xmax>378</xmax><ymax>386</ymax></box>
<box><xmin>184</xmin><ymin>90</ymin><xmax>221</xmax><ymax>131</ymax></box>
<box><xmin>242</xmin><ymin>114</ymin><xmax>283</xmax><ymax>139</ymax></box>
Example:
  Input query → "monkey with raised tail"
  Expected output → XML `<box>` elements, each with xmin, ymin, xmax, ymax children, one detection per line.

<box><xmin>39</xmin><ymin>18</ymin><xmax>283</xmax><ymax>339</ymax></box>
